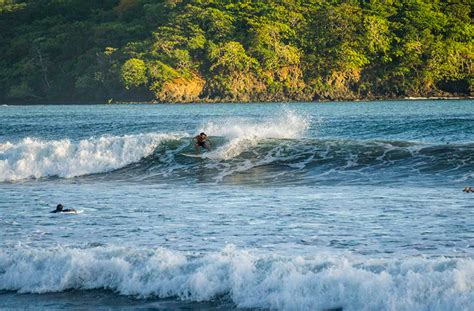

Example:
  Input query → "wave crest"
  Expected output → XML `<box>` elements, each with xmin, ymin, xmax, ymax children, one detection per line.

<box><xmin>0</xmin><ymin>133</ymin><xmax>183</xmax><ymax>182</ymax></box>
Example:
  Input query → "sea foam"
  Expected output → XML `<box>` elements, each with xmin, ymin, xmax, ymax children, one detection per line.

<box><xmin>0</xmin><ymin>245</ymin><xmax>472</xmax><ymax>311</ymax></box>
<box><xmin>200</xmin><ymin>109</ymin><xmax>310</xmax><ymax>160</ymax></box>
<box><xmin>0</xmin><ymin>133</ymin><xmax>183</xmax><ymax>182</ymax></box>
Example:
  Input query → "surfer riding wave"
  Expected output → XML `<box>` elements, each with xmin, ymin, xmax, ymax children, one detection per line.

<box><xmin>194</xmin><ymin>132</ymin><xmax>212</xmax><ymax>154</ymax></box>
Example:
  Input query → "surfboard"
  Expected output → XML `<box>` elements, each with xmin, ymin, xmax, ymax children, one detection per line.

<box><xmin>181</xmin><ymin>153</ymin><xmax>204</xmax><ymax>158</ymax></box>
<box><xmin>55</xmin><ymin>210</ymin><xmax>83</xmax><ymax>214</ymax></box>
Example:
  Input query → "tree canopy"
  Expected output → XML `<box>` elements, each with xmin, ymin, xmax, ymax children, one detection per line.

<box><xmin>0</xmin><ymin>0</ymin><xmax>472</xmax><ymax>103</ymax></box>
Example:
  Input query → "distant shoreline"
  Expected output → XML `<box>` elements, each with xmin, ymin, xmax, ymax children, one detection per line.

<box><xmin>3</xmin><ymin>96</ymin><xmax>472</xmax><ymax>106</ymax></box>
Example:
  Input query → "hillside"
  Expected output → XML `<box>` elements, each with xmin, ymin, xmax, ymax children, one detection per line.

<box><xmin>0</xmin><ymin>0</ymin><xmax>472</xmax><ymax>103</ymax></box>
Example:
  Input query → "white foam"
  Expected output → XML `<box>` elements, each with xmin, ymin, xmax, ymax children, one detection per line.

<box><xmin>200</xmin><ymin>109</ymin><xmax>309</xmax><ymax>160</ymax></box>
<box><xmin>0</xmin><ymin>245</ymin><xmax>472</xmax><ymax>310</ymax></box>
<box><xmin>0</xmin><ymin>133</ymin><xmax>183</xmax><ymax>182</ymax></box>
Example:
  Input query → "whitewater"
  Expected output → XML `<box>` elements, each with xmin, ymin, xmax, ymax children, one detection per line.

<box><xmin>0</xmin><ymin>101</ymin><xmax>473</xmax><ymax>310</ymax></box>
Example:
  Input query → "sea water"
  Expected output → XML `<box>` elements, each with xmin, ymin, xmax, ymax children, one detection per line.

<box><xmin>0</xmin><ymin>101</ymin><xmax>473</xmax><ymax>310</ymax></box>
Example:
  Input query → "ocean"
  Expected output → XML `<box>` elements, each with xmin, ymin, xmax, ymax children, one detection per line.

<box><xmin>0</xmin><ymin>100</ymin><xmax>473</xmax><ymax>310</ymax></box>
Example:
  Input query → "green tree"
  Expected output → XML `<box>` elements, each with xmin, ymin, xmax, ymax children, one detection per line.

<box><xmin>206</xmin><ymin>41</ymin><xmax>263</xmax><ymax>100</ymax></box>
<box><xmin>121</xmin><ymin>58</ymin><xmax>147</xmax><ymax>89</ymax></box>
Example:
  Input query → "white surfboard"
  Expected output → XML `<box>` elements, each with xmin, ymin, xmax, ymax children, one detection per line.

<box><xmin>60</xmin><ymin>210</ymin><xmax>83</xmax><ymax>214</ymax></box>
<box><xmin>181</xmin><ymin>153</ymin><xmax>204</xmax><ymax>158</ymax></box>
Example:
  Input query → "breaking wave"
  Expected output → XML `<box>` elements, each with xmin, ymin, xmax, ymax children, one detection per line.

<box><xmin>142</xmin><ymin>138</ymin><xmax>473</xmax><ymax>185</ymax></box>
<box><xmin>0</xmin><ymin>245</ymin><xmax>472</xmax><ymax>311</ymax></box>
<box><xmin>0</xmin><ymin>133</ymin><xmax>184</xmax><ymax>182</ymax></box>
<box><xmin>0</xmin><ymin>110</ymin><xmax>472</xmax><ymax>184</ymax></box>
<box><xmin>199</xmin><ymin>109</ymin><xmax>310</xmax><ymax>160</ymax></box>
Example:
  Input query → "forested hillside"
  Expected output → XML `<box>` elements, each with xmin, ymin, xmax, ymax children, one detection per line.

<box><xmin>0</xmin><ymin>0</ymin><xmax>472</xmax><ymax>103</ymax></box>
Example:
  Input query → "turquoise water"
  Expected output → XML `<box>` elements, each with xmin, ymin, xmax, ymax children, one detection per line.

<box><xmin>0</xmin><ymin>101</ymin><xmax>473</xmax><ymax>310</ymax></box>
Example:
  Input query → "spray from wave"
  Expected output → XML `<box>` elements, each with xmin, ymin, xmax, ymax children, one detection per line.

<box><xmin>0</xmin><ymin>133</ymin><xmax>184</xmax><ymax>182</ymax></box>
<box><xmin>0</xmin><ymin>245</ymin><xmax>472</xmax><ymax>311</ymax></box>
<box><xmin>199</xmin><ymin>109</ymin><xmax>310</xmax><ymax>160</ymax></box>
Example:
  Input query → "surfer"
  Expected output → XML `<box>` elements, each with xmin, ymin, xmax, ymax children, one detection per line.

<box><xmin>50</xmin><ymin>204</ymin><xmax>77</xmax><ymax>213</ymax></box>
<box><xmin>463</xmin><ymin>187</ymin><xmax>473</xmax><ymax>193</ymax></box>
<box><xmin>194</xmin><ymin>132</ymin><xmax>212</xmax><ymax>154</ymax></box>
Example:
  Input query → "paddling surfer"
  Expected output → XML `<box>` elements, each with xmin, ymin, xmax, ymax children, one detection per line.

<box><xmin>50</xmin><ymin>204</ymin><xmax>77</xmax><ymax>213</ymax></box>
<box><xmin>194</xmin><ymin>132</ymin><xmax>212</xmax><ymax>154</ymax></box>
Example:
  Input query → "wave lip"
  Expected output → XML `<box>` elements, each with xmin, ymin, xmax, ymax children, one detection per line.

<box><xmin>0</xmin><ymin>245</ymin><xmax>473</xmax><ymax>311</ymax></box>
<box><xmin>0</xmin><ymin>133</ymin><xmax>183</xmax><ymax>182</ymax></box>
<box><xmin>200</xmin><ymin>109</ymin><xmax>310</xmax><ymax>160</ymax></box>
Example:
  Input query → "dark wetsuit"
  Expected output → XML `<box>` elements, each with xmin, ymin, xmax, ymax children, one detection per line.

<box><xmin>195</xmin><ymin>136</ymin><xmax>209</xmax><ymax>149</ymax></box>
<box><xmin>51</xmin><ymin>209</ymin><xmax>76</xmax><ymax>213</ymax></box>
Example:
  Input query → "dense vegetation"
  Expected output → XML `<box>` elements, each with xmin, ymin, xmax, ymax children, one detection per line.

<box><xmin>0</xmin><ymin>0</ymin><xmax>472</xmax><ymax>104</ymax></box>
